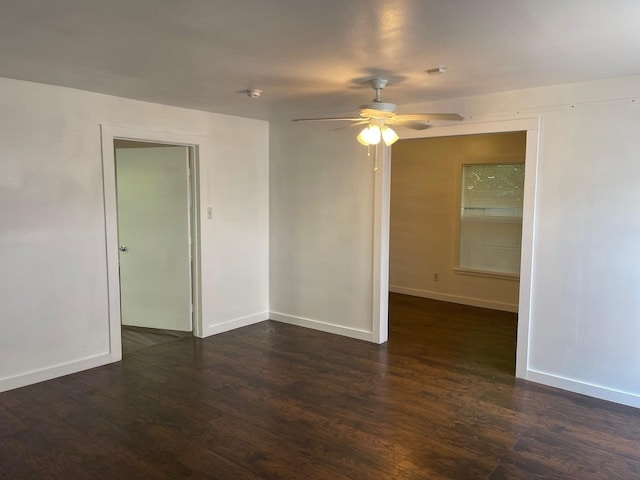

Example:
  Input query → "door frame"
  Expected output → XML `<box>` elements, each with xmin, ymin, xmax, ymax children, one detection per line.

<box><xmin>101</xmin><ymin>125</ymin><xmax>205</xmax><ymax>361</ymax></box>
<box><xmin>374</xmin><ymin>117</ymin><xmax>540</xmax><ymax>379</ymax></box>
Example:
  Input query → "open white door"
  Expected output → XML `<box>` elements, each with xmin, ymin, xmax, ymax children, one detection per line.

<box><xmin>115</xmin><ymin>146</ymin><xmax>192</xmax><ymax>332</ymax></box>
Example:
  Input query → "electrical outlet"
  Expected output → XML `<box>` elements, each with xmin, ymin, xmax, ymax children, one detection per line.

<box><xmin>433</xmin><ymin>272</ymin><xmax>439</xmax><ymax>281</ymax></box>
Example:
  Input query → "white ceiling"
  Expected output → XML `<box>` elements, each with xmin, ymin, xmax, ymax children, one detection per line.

<box><xmin>1</xmin><ymin>1</ymin><xmax>639</xmax><ymax>121</ymax></box>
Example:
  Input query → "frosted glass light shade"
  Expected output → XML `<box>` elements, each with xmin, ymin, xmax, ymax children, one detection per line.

<box><xmin>357</xmin><ymin>125</ymin><xmax>381</xmax><ymax>145</ymax></box>
<box><xmin>381</xmin><ymin>126</ymin><xmax>399</xmax><ymax>146</ymax></box>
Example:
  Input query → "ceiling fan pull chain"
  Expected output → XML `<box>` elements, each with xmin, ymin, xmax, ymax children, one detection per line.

<box><xmin>373</xmin><ymin>144</ymin><xmax>378</xmax><ymax>172</ymax></box>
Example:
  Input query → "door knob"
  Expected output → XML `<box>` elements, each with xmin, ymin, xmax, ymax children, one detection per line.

<box><xmin>119</xmin><ymin>245</ymin><xmax>128</xmax><ymax>252</ymax></box>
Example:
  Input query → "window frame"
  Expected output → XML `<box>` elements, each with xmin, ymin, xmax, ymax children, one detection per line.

<box><xmin>454</xmin><ymin>159</ymin><xmax>525</xmax><ymax>281</ymax></box>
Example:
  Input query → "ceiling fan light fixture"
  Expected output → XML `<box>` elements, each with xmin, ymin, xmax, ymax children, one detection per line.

<box><xmin>381</xmin><ymin>126</ymin><xmax>399</xmax><ymax>146</ymax></box>
<box><xmin>292</xmin><ymin>77</ymin><xmax>463</xmax><ymax>145</ymax></box>
<box><xmin>357</xmin><ymin>125</ymin><xmax>381</xmax><ymax>146</ymax></box>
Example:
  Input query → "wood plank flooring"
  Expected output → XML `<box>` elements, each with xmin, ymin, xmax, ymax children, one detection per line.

<box><xmin>121</xmin><ymin>325</ymin><xmax>193</xmax><ymax>356</ymax></box>
<box><xmin>1</xmin><ymin>293</ymin><xmax>640</xmax><ymax>479</ymax></box>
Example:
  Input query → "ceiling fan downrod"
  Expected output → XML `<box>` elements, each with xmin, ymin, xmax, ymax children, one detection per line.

<box><xmin>370</xmin><ymin>78</ymin><xmax>388</xmax><ymax>102</ymax></box>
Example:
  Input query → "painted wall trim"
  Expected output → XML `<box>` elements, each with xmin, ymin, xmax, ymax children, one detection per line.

<box><xmin>270</xmin><ymin>312</ymin><xmax>374</xmax><ymax>342</ymax></box>
<box><xmin>389</xmin><ymin>285</ymin><xmax>518</xmax><ymax>313</ymax></box>
<box><xmin>371</xmin><ymin>145</ymin><xmax>391</xmax><ymax>344</ymax></box>
<box><xmin>0</xmin><ymin>353</ymin><xmax>116</xmax><ymax>393</ymax></box>
<box><xmin>203</xmin><ymin>311</ymin><xmax>270</xmax><ymax>337</ymax></box>
<box><xmin>526</xmin><ymin>369</ymin><xmax>640</xmax><ymax>409</ymax></box>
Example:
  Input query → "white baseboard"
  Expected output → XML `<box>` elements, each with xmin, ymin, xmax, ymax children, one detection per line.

<box><xmin>526</xmin><ymin>369</ymin><xmax>640</xmax><ymax>409</ymax></box>
<box><xmin>0</xmin><ymin>352</ymin><xmax>117</xmax><ymax>393</ymax></box>
<box><xmin>270</xmin><ymin>312</ymin><xmax>374</xmax><ymax>342</ymax></box>
<box><xmin>389</xmin><ymin>285</ymin><xmax>518</xmax><ymax>313</ymax></box>
<box><xmin>201</xmin><ymin>311</ymin><xmax>270</xmax><ymax>337</ymax></box>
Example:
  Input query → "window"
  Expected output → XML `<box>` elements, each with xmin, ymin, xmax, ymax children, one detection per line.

<box><xmin>458</xmin><ymin>163</ymin><xmax>524</xmax><ymax>276</ymax></box>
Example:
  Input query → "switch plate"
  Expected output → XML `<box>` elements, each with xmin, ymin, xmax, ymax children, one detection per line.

<box><xmin>207</xmin><ymin>207</ymin><xmax>213</xmax><ymax>220</ymax></box>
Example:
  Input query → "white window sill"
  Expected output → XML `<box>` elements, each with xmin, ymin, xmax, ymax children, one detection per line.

<box><xmin>454</xmin><ymin>268</ymin><xmax>520</xmax><ymax>281</ymax></box>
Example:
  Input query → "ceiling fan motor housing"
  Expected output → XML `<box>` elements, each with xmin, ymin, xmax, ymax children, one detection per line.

<box><xmin>291</xmin><ymin>76</ymin><xmax>463</xmax><ymax>130</ymax></box>
<box><xmin>359</xmin><ymin>102</ymin><xmax>397</xmax><ymax>119</ymax></box>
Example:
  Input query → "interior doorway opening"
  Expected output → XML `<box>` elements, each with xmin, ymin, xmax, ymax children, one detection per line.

<box><xmin>388</xmin><ymin>131</ymin><xmax>527</xmax><ymax>375</ymax></box>
<box><xmin>389</xmin><ymin>131</ymin><xmax>526</xmax><ymax>312</ymax></box>
<box><xmin>373</xmin><ymin>117</ymin><xmax>541</xmax><ymax>378</ymax></box>
<box><xmin>113</xmin><ymin>140</ymin><xmax>197</xmax><ymax>355</ymax></box>
<box><xmin>101</xmin><ymin>125</ymin><xmax>204</xmax><ymax>362</ymax></box>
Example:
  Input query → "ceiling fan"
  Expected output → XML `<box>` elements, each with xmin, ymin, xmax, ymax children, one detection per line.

<box><xmin>292</xmin><ymin>78</ymin><xmax>464</xmax><ymax>146</ymax></box>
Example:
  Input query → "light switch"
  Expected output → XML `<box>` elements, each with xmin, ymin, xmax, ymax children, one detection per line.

<box><xmin>207</xmin><ymin>207</ymin><xmax>213</xmax><ymax>220</ymax></box>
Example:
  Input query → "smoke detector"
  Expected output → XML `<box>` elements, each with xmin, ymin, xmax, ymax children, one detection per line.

<box><xmin>245</xmin><ymin>88</ymin><xmax>263</xmax><ymax>99</ymax></box>
<box><xmin>427</xmin><ymin>66</ymin><xmax>447</xmax><ymax>75</ymax></box>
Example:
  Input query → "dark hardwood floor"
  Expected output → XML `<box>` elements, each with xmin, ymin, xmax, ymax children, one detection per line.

<box><xmin>2</xmin><ymin>293</ymin><xmax>640</xmax><ymax>479</ymax></box>
<box><xmin>121</xmin><ymin>325</ymin><xmax>193</xmax><ymax>356</ymax></box>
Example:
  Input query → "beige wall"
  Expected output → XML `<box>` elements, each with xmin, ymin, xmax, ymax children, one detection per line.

<box><xmin>389</xmin><ymin>131</ymin><xmax>526</xmax><ymax>311</ymax></box>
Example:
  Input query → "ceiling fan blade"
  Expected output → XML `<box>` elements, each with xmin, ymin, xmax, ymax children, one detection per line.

<box><xmin>391</xmin><ymin>120</ymin><xmax>431</xmax><ymax>130</ymax></box>
<box><xmin>395</xmin><ymin>113</ymin><xmax>464</xmax><ymax>121</ymax></box>
<box><xmin>333</xmin><ymin>120</ymin><xmax>370</xmax><ymax>131</ymax></box>
<box><xmin>292</xmin><ymin>117</ymin><xmax>363</xmax><ymax>122</ymax></box>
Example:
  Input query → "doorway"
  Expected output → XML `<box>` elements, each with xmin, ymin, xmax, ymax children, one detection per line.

<box><xmin>387</xmin><ymin>132</ymin><xmax>526</xmax><ymax>375</ymax></box>
<box><xmin>389</xmin><ymin>132</ymin><xmax>525</xmax><ymax>312</ymax></box>
<box><xmin>101</xmin><ymin>125</ymin><xmax>204</xmax><ymax>362</ymax></box>
<box><xmin>372</xmin><ymin>117</ymin><xmax>540</xmax><ymax>378</ymax></box>
<box><xmin>114</xmin><ymin>140</ymin><xmax>194</xmax><ymax>354</ymax></box>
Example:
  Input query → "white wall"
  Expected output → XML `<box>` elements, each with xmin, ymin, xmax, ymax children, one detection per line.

<box><xmin>269</xmin><ymin>123</ymin><xmax>376</xmax><ymax>340</ymax></box>
<box><xmin>270</xmin><ymin>75</ymin><xmax>640</xmax><ymax>407</ymax></box>
<box><xmin>0</xmin><ymin>77</ymin><xmax>269</xmax><ymax>391</ymax></box>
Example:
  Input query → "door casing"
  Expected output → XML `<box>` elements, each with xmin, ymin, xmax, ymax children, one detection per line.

<box><xmin>101</xmin><ymin>125</ymin><xmax>205</xmax><ymax>362</ymax></box>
